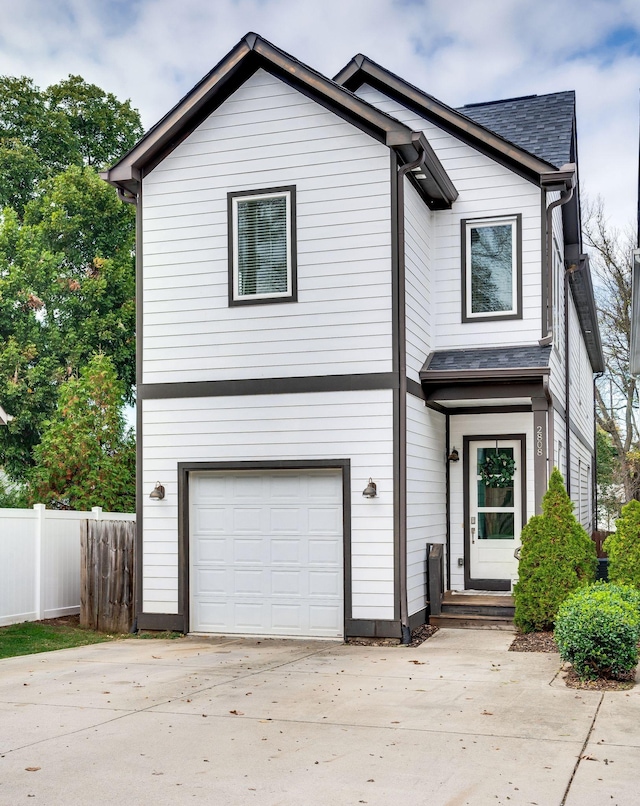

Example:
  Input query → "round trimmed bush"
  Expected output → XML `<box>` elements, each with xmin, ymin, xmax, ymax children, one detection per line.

<box><xmin>554</xmin><ymin>583</ymin><xmax>640</xmax><ymax>680</ymax></box>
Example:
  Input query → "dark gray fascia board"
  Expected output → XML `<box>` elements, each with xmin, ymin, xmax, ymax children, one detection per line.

<box><xmin>334</xmin><ymin>55</ymin><xmax>559</xmax><ymax>185</ymax></box>
<box><xmin>565</xmin><ymin>250</ymin><xmax>605</xmax><ymax>373</ymax></box>
<box><xmin>540</xmin><ymin>164</ymin><xmax>576</xmax><ymax>193</ymax></box>
<box><xmin>420</xmin><ymin>366</ymin><xmax>550</xmax><ymax>383</ymax></box>
<box><xmin>103</xmin><ymin>33</ymin><xmax>455</xmax><ymax>202</ymax></box>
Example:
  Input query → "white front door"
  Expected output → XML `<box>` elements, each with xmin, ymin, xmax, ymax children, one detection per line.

<box><xmin>468</xmin><ymin>439</ymin><xmax>522</xmax><ymax>584</ymax></box>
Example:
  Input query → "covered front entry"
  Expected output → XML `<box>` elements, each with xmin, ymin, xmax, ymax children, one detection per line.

<box><xmin>464</xmin><ymin>436</ymin><xmax>525</xmax><ymax>589</ymax></box>
<box><xmin>189</xmin><ymin>468</ymin><xmax>344</xmax><ymax>638</ymax></box>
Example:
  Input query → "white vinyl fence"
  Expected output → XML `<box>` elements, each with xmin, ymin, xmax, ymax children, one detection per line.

<box><xmin>0</xmin><ymin>505</ymin><xmax>135</xmax><ymax>627</ymax></box>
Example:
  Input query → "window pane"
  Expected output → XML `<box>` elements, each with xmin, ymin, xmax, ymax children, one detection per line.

<box><xmin>477</xmin><ymin>447</ymin><xmax>514</xmax><ymax>506</ymax></box>
<box><xmin>470</xmin><ymin>224</ymin><xmax>513</xmax><ymax>313</ymax></box>
<box><xmin>237</xmin><ymin>195</ymin><xmax>287</xmax><ymax>296</ymax></box>
<box><xmin>478</xmin><ymin>512</ymin><xmax>514</xmax><ymax>540</ymax></box>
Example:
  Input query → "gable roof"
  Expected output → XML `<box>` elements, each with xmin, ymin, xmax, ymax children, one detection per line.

<box><xmin>102</xmin><ymin>33</ymin><xmax>457</xmax><ymax>209</ymax></box>
<box><xmin>334</xmin><ymin>55</ymin><xmax>574</xmax><ymax>187</ymax></box>
<box><xmin>459</xmin><ymin>92</ymin><xmax>575</xmax><ymax>170</ymax></box>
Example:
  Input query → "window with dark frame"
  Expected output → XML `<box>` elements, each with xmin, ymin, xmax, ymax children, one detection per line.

<box><xmin>462</xmin><ymin>215</ymin><xmax>521</xmax><ymax>321</ymax></box>
<box><xmin>229</xmin><ymin>187</ymin><xmax>296</xmax><ymax>305</ymax></box>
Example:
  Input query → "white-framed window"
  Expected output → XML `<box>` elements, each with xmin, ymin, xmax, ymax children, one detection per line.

<box><xmin>228</xmin><ymin>186</ymin><xmax>296</xmax><ymax>305</ymax></box>
<box><xmin>462</xmin><ymin>214</ymin><xmax>521</xmax><ymax>321</ymax></box>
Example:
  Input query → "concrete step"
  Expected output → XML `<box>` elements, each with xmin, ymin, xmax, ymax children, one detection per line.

<box><xmin>430</xmin><ymin>613</ymin><xmax>516</xmax><ymax>631</ymax></box>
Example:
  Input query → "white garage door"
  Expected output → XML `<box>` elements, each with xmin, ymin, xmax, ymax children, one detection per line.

<box><xmin>189</xmin><ymin>469</ymin><xmax>344</xmax><ymax>638</ymax></box>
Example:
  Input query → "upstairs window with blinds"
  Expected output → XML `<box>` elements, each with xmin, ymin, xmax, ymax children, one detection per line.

<box><xmin>229</xmin><ymin>187</ymin><xmax>296</xmax><ymax>305</ymax></box>
<box><xmin>461</xmin><ymin>214</ymin><xmax>521</xmax><ymax>322</ymax></box>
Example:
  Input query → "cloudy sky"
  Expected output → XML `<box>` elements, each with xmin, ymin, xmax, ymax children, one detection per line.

<box><xmin>0</xmin><ymin>0</ymin><xmax>638</xmax><ymax>232</ymax></box>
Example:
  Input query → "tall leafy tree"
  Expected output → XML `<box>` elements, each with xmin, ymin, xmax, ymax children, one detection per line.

<box><xmin>0</xmin><ymin>74</ymin><xmax>141</xmax><ymax>483</ymax></box>
<box><xmin>27</xmin><ymin>354</ymin><xmax>135</xmax><ymax>512</ymax></box>
<box><xmin>0</xmin><ymin>166</ymin><xmax>136</xmax><ymax>479</ymax></box>
<box><xmin>583</xmin><ymin>198</ymin><xmax>640</xmax><ymax>513</ymax></box>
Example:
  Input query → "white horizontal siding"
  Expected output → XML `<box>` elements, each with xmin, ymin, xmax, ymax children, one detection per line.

<box><xmin>404</xmin><ymin>179</ymin><xmax>433</xmax><ymax>381</ymax></box>
<box><xmin>449</xmin><ymin>412</ymin><xmax>534</xmax><ymax>591</ymax></box>
<box><xmin>142</xmin><ymin>389</ymin><xmax>395</xmax><ymax>619</ymax></box>
<box><xmin>547</xmin><ymin>197</ymin><xmax>566</xmax><ymax>404</ymax></box>
<box><xmin>142</xmin><ymin>69</ymin><xmax>392</xmax><ymax>385</ymax></box>
<box><xmin>567</xmin><ymin>294</ymin><xmax>595</xmax><ymax>448</ymax></box>
<box><xmin>357</xmin><ymin>84</ymin><xmax>543</xmax><ymax>351</ymax></box>
<box><xmin>406</xmin><ymin>395</ymin><xmax>446</xmax><ymax>616</ymax></box>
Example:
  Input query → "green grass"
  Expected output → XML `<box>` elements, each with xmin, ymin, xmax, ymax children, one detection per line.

<box><xmin>0</xmin><ymin>621</ymin><xmax>119</xmax><ymax>660</ymax></box>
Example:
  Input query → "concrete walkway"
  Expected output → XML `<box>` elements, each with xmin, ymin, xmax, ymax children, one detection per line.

<box><xmin>0</xmin><ymin>629</ymin><xmax>637</xmax><ymax>805</ymax></box>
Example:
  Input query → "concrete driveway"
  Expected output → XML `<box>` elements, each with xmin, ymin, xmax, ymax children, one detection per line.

<box><xmin>0</xmin><ymin>628</ymin><xmax>638</xmax><ymax>805</ymax></box>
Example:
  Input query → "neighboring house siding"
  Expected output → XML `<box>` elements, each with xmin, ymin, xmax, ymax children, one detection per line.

<box><xmin>142</xmin><ymin>69</ymin><xmax>393</xmax><ymax>385</ymax></box>
<box><xmin>356</xmin><ymin>84</ymin><xmax>543</xmax><ymax>351</ymax></box>
<box><xmin>448</xmin><ymin>412</ymin><xmax>534</xmax><ymax>591</ymax></box>
<box><xmin>141</xmin><ymin>389</ymin><xmax>395</xmax><ymax>620</ymax></box>
<box><xmin>404</xmin><ymin>178</ymin><xmax>433</xmax><ymax>381</ymax></box>
<box><xmin>406</xmin><ymin>394</ymin><xmax>446</xmax><ymax>616</ymax></box>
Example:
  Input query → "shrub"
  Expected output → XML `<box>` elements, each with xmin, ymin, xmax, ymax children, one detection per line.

<box><xmin>554</xmin><ymin>583</ymin><xmax>640</xmax><ymax>680</ymax></box>
<box><xmin>514</xmin><ymin>468</ymin><xmax>597</xmax><ymax>632</ymax></box>
<box><xmin>604</xmin><ymin>499</ymin><xmax>640</xmax><ymax>587</ymax></box>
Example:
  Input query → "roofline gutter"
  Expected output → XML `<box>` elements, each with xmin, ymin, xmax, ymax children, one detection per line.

<box><xmin>420</xmin><ymin>366</ymin><xmax>550</xmax><ymax>383</ymax></box>
<box><xmin>539</xmin><ymin>164</ymin><xmax>576</xmax><ymax>346</ymax></box>
<box><xmin>396</xmin><ymin>144</ymin><xmax>427</xmax><ymax>645</ymax></box>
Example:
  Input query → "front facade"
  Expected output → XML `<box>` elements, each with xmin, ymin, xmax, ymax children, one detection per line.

<box><xmin>104</xmin><ymin>34</ymin><xmax>603</xmax><ymax>639</ymax></box>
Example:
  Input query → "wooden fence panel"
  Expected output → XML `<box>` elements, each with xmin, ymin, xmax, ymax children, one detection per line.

<box><xmin>81</xmin><ymin>520</ymin><xmax>135</xmax><ymax>633</ymax></box>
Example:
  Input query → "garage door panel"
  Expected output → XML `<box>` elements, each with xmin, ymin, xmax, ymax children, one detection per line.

<box><xmin>270</xmin><ymin>538</ymin><xmax>302</xmax><ymax>564</ymax></box>
<box><xmin>233</xmin><ymin>538</ymin><xmax>264</xmax><ymax>564</ymax></box>
<box><xmin>194</xmin><ymin>537</ymin><xmax>226</xmax><ymax>564</ymax></box>
<box><xmin>308</xmin><ymin>538</ymin><xmax>341</xmax><ymax>565</ymax></box>
<box><xmin>190</xmin><ymin>469</ymin><xmax>343</xmax><ymax>638</ymax></box>
<box><xmin>308</xmin><ymin>506</ymin><xmax>341</xmax><ymax>533</ymax></box>
<box><xmin>270</xmin><ymin>507</ymin><xmax>303</xmax><ymax>533</ymax></box>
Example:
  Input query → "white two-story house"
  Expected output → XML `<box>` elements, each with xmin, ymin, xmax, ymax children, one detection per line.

<box><xmin>104</xmin><ymin>33</ymin><xmax>603</xmax><ymax>640</ymax></box>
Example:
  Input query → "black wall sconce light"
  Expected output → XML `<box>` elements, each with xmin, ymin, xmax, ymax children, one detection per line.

<box><xmin>362</xmin><ymin>478</ymin><xmax>378</xmax><ymax>498</ymax></box>
<box><xmin>150</xmin><ymin>482</ymin><xmax>165</xmax><ymax>500</ymax></box>
<box><xmin>448</xmin><ymin>448</ymin><xmax>460</xmax><ymax>462</ymax></box>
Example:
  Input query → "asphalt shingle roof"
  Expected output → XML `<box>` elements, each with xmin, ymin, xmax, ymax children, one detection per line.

<box><xmin>457</xmin><ymin>91</ymin><xmax>575</xmax><ymax>169</ymax></box>
<box><xmin>423</xmin><ymin>345</ymin><xmax>552</xmax><ymax>373</ymax></box>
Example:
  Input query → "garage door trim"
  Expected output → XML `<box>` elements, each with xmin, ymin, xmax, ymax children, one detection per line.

<box><xmin>178</xmin><ymin>459</ymin><xmax>352</xmax><ymax>636</ymax></box>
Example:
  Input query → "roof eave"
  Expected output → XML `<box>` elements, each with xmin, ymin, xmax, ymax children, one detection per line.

<box><xmin>103</xmin><ymin>34</ymin><xmax>430</xmax><ymax>195</ymax></box>
<box><xmin>335</xmin><ymin>55</ymin><xmax>558</xmax><ymax>185</ymax></box>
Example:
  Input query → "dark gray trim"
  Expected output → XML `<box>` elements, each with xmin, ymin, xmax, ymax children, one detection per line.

<box><xmin>137</xmin><ymin>613</ymin><xmax>186</xmax><ymax>632</ymax></box>
<box><xmin>541</xmin><ymin>190</ymin><xmax>548</xmax><ymax>340</ymax></box>
<box><xmin>449</xmin><ymin>405</ymin><xmax>532</xmax><ymax>416</ymax></box>
<box><xmin>425</xmin><ymin>380</ymin><xmax>545</xmax><ymax>404</ymax></box>
<box><xmin>406</xmin><ymin>377</ymin><xmax>425</xmax><ymax>400</ymax></box>
<box><xmin>103</xmin><ymin>34</ymin><xmax>438</xmax><ymax>195</ymax></box>
<box><xmin>461</xmin><ymin>214</ymin><xmax>523</xmax><ymax>323</ymax></box>
<box><xmin>334</xmin><ymin>55</ymin><xmax>558</xmax><ymax>185</ymax></box>
<box><xmin>139</xmin><ymin>372</ymin><xmax>399</xmax><ymax>400</ymax></box>
<box><xmin>425</xmin><ymin>400</ymin><xmax>447</xmax><ymax>414</ymax></box>
<box><xmin>408</xmin><ymin>607</ymin><xmax>428</xmax><ymax>631</ymax></box>
<box><xmin>178</xmin><ymin>459</ymin><xmax>351</xmax><ymax>636</ymax></box>
<box><xmin>422</xmin><ymin>366</ymin><xmax>549</xmax><ymax>383</ymax></box>
<box><xmin>227</xmin><ymin>185</ymin><xmax>297</xmax><ymax>307</ymax></box>
<box><xmin>445</xmin><ymin>412</ymin><xmax>451</xmax><ymax>591</ymax></box>
<box><xmin>532</xmin><ymin>397</ymin><xmax>548</xmax><ymax>513</ymax></box>
<box><xmin>462</xmin><ymin>433</ymin><xmax>526</xmax><ymax>590</ymax></box>
<box><xmin>345</xmin><ymin>619</ymin><xmax>401</xmax><ymax>638</ymax></box>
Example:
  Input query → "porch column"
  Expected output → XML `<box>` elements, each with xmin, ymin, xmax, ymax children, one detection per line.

<box><xmin>532</xmin><ymin>397</ymin><xmax>548</xmax><ymax>514</ymax></box>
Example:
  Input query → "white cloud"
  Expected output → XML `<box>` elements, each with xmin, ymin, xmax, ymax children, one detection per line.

<box><xmin>0</xmin><ymin>0</ymin><xmax>638</xmax><ymax>228</ymax></box>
